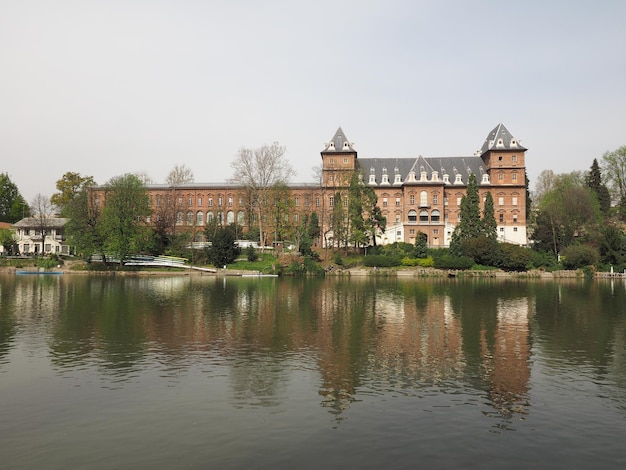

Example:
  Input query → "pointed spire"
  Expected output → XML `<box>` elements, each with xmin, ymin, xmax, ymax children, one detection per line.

<box><xmin>322</xmin><ymin>127</ymin><xmax>355</xmax><ymax>152</ymax></box>
<box><xmin>480</xmin><ymin>123</ymin><xmax>526</xmax><ymax>155</ymax></box>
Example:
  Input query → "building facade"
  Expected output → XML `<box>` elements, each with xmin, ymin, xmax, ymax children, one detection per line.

<box><xmin>100</xmin><ymin>123</ymin><xmax>527</xmax><ymax>248</ymax></box>
<box><xmin>13</xmin><ymin>217</ymin><xmax>72</xmax><ymax>255</ymax></box>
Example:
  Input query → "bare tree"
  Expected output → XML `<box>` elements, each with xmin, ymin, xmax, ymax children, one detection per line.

<box><xmin>230</xmin><ymin>142</ymin><xmax>294</xmax><ymax>247</ymax></box>
<box><xmin>134</xmin><ymin>171</ymin><xmax>154</xmax><ymax>185</ymax></box>
<box><xmin>30</xmin><ymin>194</ymin><xmax>55</xmax><ymax>256</ymax></box>
<box><xmin>166</xmin><ymin>164</ymin><xmax>194</xmax><ymax>185</ymax></box>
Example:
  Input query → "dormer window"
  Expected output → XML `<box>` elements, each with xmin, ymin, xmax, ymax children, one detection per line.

<box><xmin>407</xmin><ymin>171</ymin><xmax>416</xmax><ymax>182</ymax></box>
<box><xmin>496</xmin><ymin>139</ymin><xmax>504</xmax><ymax>147</ymax></box>
<box><xmin>443</xmin><ymin>173</ymin><xmax>450</xmax><ymax>184</ymax></box>
<box><xmin>510</xmin><ymin>139</ymin><xmax>517</xmax><ymax>147</ymax></box>
<box><xmin>420</xmin><ymin>171</ymin><xmax>427</xmax><ymax>181</ymax></box>
<box><xmin>454</xmin><ymin>174</ymin><xmax>463</xmax><ymax>184</ymax></box>
<box><xmin>431</xmin><ymin>171</ymin><xmax>438</xmax><ymax>181</ymax></box>
<box><xmin>343</xmin><ymin>142</ymin><xmax>349</xmax><ymax>148</ymax></box>
<box><xmin>481</xmin><ymin>173</ymin><xmax>490</xmax><ymax>184</ymax></box>
<box><xmin>329</xmin><ymin>142</ymin><xmax>335</xmax><ymax>150</ymax></box>
<box><xmin>394</xmin><ymin>173</ymin><xmax>402</xmax><ymax>184</ymax></box>
<box><xmin>369</xmin><ymin>173</ymin><xmax>377</xmax><ymax>185</ymax></box>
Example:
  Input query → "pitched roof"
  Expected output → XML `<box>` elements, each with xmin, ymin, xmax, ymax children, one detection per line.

<box><xmin>322</xmin><ymin>127</ymin><xmax>356</xmax><ymax>153</ymax></box>
<box><xmin>479</xmin><ymin>123</ymin><xmax>526</xmax><ymax>155</ymax></box>
<box><xmin>13</xmin><ymin>217</ymin><xmax>69</xmax><ymax>229</ymax></box>
<box><xmin>358</xmin><ymin>156</ymin><xmax>488</xmax><ymax>186</ymax></box>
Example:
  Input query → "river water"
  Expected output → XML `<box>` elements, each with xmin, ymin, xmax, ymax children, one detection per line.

<box><xmin>1</xmin><ymin>274</ymin><xmax>625</xmax><ymax>469</ymax></box>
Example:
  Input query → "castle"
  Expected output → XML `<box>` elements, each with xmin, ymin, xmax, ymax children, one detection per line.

<box><xmin>131</xmin><ymin>123</ymin><xmax>527</xmax><ymax>248</ymax></box>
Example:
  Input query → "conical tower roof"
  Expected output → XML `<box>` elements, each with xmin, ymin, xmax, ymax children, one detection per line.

<box><xmin>322</xmin><ymin>127</ymin><xmax>356</xmax><ymax>153</ymax></box>
<box><xmin>479</xmin><ymin>123</ymin><xmax>526</xmax><ymax>155</ymax></box>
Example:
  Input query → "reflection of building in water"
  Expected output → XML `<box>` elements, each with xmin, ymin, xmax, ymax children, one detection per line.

<box><xmin>482</xmin><ymin>297</ymin><xmax>532</xmax><ymax>418</ymax></box>
<box><xmin>371</xmin><ymin>293</ymin><xmax>465</xmax><ymax>385</ymax></box>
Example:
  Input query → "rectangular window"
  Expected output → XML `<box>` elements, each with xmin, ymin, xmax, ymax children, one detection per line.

<box><xmin>294</xmin><ymin>214</ymin><xmax>299</xmax><ymax>222</ymax></box>
<box><xmin>198</xmin><ymin>197</ymin><xmax>202</xmax><ymax>206</ymax></box>
<box><xmin>329</xmin><ymin>197</ymin><xmax>334</xmax><ymax>207</ymax></box>
<box><xmin>329</xmin><ymin>175</ymin><xmax>334</xmax><ymax>182</ymax></box>
<box><xmin>433</xmin><ymin>195</ymin><xmax>438</xmax><ymax>205</ymax></box>
<box><xmin>512</xmin><ymin>197</ymin><xmax>518</xmax><ymax>206</ymax></box>
<box><xmin>500</xmin><ymin>227</ymin><xmax>504</xmax><ymax>232</ymax></box>
<box><xmin>433</xmin><ymin>229</ymin><xmax>439</xmax><ymax>235</ymax></box>
<box><xmin>395</xmin><ymin>198</ymin><xmax>400</xmax><ymax>207</ymax></box>
<box><xmin>294</xmin><ymin>197</ymin><xmax>299</xmax><ymax>207</ymax></box>
<box><xmin>457</xmin><ymin>197</ymin><xmax>461</xmax><ymax>206</ymax></box>
<box><xmin>239</xmin><ymin>197</ymin><xmax>243</xmax><ymax>205</ymax></box>
<box><xmin>208</xmin><ymin>198</ymin><xmax>213</xmax><ymax>207</ymax></box>
<box><xmin>187</xmin><ymin>198</ymin><xmax>193</xmax><ymax>206</ymax></box>
<box><xmin>228</xmin><ymin>197</ymin><xmax>233</xmax><ymax>207</ymax></box>
<box><xmin>410</xmin><ymin>195</ymin><xmax>415</xmax><ymax>205</ymax></box>
<box><xmin>513</xmin><ymin>227</ymin><xmax>518</xmax><ymax>232</ymax></box>
<box><xmin>499</xmin><ymin>197</ymin><xmax>504</xmax><ymax>206</ymax></box>
<box><xmin>156</xmin><ymin>196</ymin><xmax>161</xmax><ymax>206</ymax></box>
<box><xmin>395</xmin><ymin>216</ymin><xmax>400</xmax><ymax>223</ymax></box>
<box><xmin>512</xmin><ymin>155</ymin><xmax>517</xmax><ymax>162</ymax></box>
<box><xmin>383</xmin><ymin>198</ymin><xmax>388</xmax><ymax>207</ymax></box>
<box><xmin>512</xmin><ymin>173</ymin><xmax>518</xmax><ymax>181</ymax></box>
<box><xmin>218</xmin><ymin>197</ymin><xmax>223</xmax><ymax>206</ymax></box>
<box><xmin>305</xmin><ymin>197</ymin><xmax>310</xmax><ymax>206</ymax></box>
<box><xmin>344</xmin><ymin>158</ymin><xmax>348</xmax><ymax>164</ymax></box>
<box><xmin>409</xmin><ymin>229</ymin><xmax>415</xmax><ymax>235</ymax></box>
<box><xmin>316</xmin><ymin>197</ymin><xmax>320</xmax><ymax>207</ymax></box>
<box><xmin>178</xmin><ymin>198</ymin><xmax>183</xmax><ymax>206</ymax></box>
<box><xmin>513</xmin><ymin>214</ymin><xmax>518</xmax><ymax>222</ymax></box>
<box><xmin>343</xmin><ymin>197</ymin><xmax>348</xmax><ymax>207</ymax></box>
<box><xmin>498</xmin><ymin>173</ymin><xmax>503</xmax><ymax>181</ymax></box>
<box><xmin>499</xmin><ymin>213</ymin><xmax>504</xmax><ymax>223</ymax></box>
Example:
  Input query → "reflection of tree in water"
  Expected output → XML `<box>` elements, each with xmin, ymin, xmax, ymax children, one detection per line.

<box><xmin>229</xmin><ymin>352</ymin><xmax>288</xmax><ymax>408</ymax></box>
<box><xmin>0</xmin><ymin>276</ymin><xmax>18</xmax><ymax>363</ymax></box>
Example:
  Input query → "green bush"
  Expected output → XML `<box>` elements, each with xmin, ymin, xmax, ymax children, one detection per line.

<box><xmin>561</xmin><ymin>244</ymin><xmax>600</xmax><ymax>269</ymax></box>
<box><xmin>433</xmin><ymin>254</ymin><xmax>474</xmax><ymax>270</ymax></box>
<box><xmin>363</xmin><ymin>255</ymin><xmax>402</xmax><ymax>267</ymax></box>
<box><xmin>245</xmin><ymin>246</ymin><xmax>258</xmax><ymax>262</ymax></box>
<box><xmin>494</xmin><ymin>243</ymin><xmax>532</xmax><ymax>271</ymax></box>
<box><xmin>401</xmin><ymin>256</ymin><xmax>434</xmax><ymax>267</ymax></box>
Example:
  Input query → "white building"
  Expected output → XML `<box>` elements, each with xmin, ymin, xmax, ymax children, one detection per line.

<box><xmin>13</xmin><ymin>217</ymin><xmax>72</xmax><ymax>255</ymax></box>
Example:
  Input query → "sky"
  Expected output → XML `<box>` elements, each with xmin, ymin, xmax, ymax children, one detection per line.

<box><xmin>1</xmin><ymin>0</ymin><xmax>625</xmax><ymax>203</ymax></box>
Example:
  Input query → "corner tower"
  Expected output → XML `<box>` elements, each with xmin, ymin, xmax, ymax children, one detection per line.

<box><xmin>321</xmin><ymin>127</ymin><xmax>357</xmax><ymax>189</ymax></box>
<box><xmin>479</xmin><ymin>123</ymin><xmax>526</xmax><ymax>185</ymax></box>
<box><xmin>479</xmin><ymin>123</ymin><xmax>528</xmax><ymax>245</ymax></box>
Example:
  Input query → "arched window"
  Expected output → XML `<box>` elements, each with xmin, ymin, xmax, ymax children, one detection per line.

<box><xmin>217</xmin><ymin>211</ymin><xmax>224</xmax><ymax>225</ymax></box>
<box><xmin>206</xmin><ymin>211</ymin><xmax>214</xmax><ymax>223</ymax></box>
<box><xmin>408</xmin><ymin>209</ymin><xmax>417</xmax><ymax>222</ymax></box>
<box><xmin>186</xmin><ymin>211</ymin><xmax>194</xmax><ymax>225</ymax></box>
<box><xmin>237</xmin><ymin>210</ymin><xmax>245</xmax><ymax>224</ymax></box>
<box><xmin>176</xmin><ymin>212</ymin><xmax>183</xmax><ymax>225</ymax></box>
<box><xmin>227</xmin><ymin>211</ymin><xmax>235</xmax><ymax>224</ymax></box>
<box><xmin>196</xmin><ymin>211</ymin><xmax>204</xmax><ymax>225</ymax></box>
<box><xmin>420</xmin><ymin>191</ymin><xmax>428</xmax><ymax>206</ymax></box>
<box><xmin>431</xmin><ymin>209</ymin><xmax>440</xmax><ymax>223</ymax></box>
<box><xmin>420</xmin><ymin>210</ymin><xmax>429</xmax><ymax>222</ymax></box>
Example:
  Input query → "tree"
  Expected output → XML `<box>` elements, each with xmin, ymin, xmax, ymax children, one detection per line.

<box><xmin>51</xmin><ymin>172</ymin><xmax>96</xmax><ymax>214</ymax></box>
<box><xmin>166</xmin><ymin>164</ymin><xmax>194</xmax><ymax>185</ymax></box>
<box><xmin>64</xmin><ymin>184</ymin><xmax>105</xmax><ymax>260</ymax></box>
<box><xmin>482</xmin><ymin>191</ymin><xmax>497</xmax><ymax>240</ymax></box>
<box><xmin>0</xmin><ymin>173</ymin><xmax>29</xmax><ymax>223</ymax></box>
<box><xmin>602</xmin><ymin>146</ymin><xmax>626</xmax><ymax>202</ymax></box>
<box><xmin>134</xmin><ymin>171</ymin><xmax>154</xmax><ymax>185</ymax></box>
<box><xmin>0</xmin><ymin>228</ymin><xmax>17</xmax><ymax>254</ymax></box>
<box><xmin>531</xmin><ymin>176</ymin><xmax>601</xmax><ymax>256</ymax></box>
<box><xmin>268</xmin><ymin>183</ymin><xmax>295</xmax><ymax>243</ymax></box>
<box><xmin>585</xmin><ymin>159</ymin><xmax>611</xmax><ymax>215</ymax></box>
<box><xmin>100</xmin><ymin>174</ymin><xmax>152</xmax><ymax>264</ymax></box>
<box><xmin>348</xmin><ymin>171</ymin><xmax>367</xmax><ymax>249</ymax></box>
<box><xmin>450</xmin><ymin>173</ymin><xmax>481</xmax><ymax>255</ymax></box>
<box><xmin>30</xmin><ymin>194</ymin><xmax>55</xmax><ymax>256</ymax></box>
<box><xmin>207</xmin><ymin>226</ymin><xmax>240</xmax><ymax>267</ymax></box>
<box><xmin>230</xmin><ymin>142</ymin><xmax>295</xmax><ymax>247</ymax></box>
